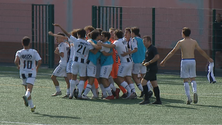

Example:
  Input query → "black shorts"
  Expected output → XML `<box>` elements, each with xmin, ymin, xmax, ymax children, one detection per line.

<box><xmin>144</xmin><ymin>66</ymin><xmax>158</xmax><ymax>81</ymax></box>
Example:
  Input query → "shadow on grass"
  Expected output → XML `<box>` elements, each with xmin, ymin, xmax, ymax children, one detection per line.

<box><xmin>33</xmin><ymin>112</ymin><xmax>81</xmax><ymax>119</ymax></box>
<box><xmin>194</xmin><ymin>104</ymin><xmax>222</xmax><ymax>109</ymax></box>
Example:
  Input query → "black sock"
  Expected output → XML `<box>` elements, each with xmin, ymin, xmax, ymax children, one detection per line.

<box><xmin>153</xmin><ymin>86</ymin><xmax>161</xmax><ymax>101</ymax></box>
<box><xmin>143</xmin><ymin>85</ymin><xmax>149</xmax><ymax>100</ymax></box>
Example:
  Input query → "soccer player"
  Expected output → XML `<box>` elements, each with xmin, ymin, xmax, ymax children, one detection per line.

<box><xmin>160</xmin><ymin>27</ymin><xmax>213</xmax><ymax>104</ymax></box>
<box><xmin>81</xmin><ymin>30</ymin><xmax>102</xmax><ymax>99</ymax></box>
<box><xmin>14</xmin><ymin>36</ymin><xmax>42</xmax><ymax>112</ymax></box>
<box><xmin>48</xmin><ymin>32</ymin><xmax>70</xmax><ymax>97</ymax></box>
<box><xmin>140</xmin><ymin>35</ymin><xmax>161</xmax><ymax>105</ymax></box>
<box><xmin>99</xmin><ymin>31</ymin><xmax>114</xmax><ymax>99</ymax></box>
<box><xmin>101</xmin><ymin>29</ymin><xmax>136</xmax><ymax>99</ymax></box>
<box><xmin>52</xmin><ymin>24</ymin><xmax>100</xmax><ymax>99</ymax></box>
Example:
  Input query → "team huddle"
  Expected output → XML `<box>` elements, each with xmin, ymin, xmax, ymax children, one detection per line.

<box><xmin>15</xmin><ymin>25</ymin><xmax>213</xmax><ymax>112</ymax></box>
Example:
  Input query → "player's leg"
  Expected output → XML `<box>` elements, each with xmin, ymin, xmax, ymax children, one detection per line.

<box><xmin>63</xmin><ymin>77</ymin><xmax>70</xmax><ymax>98</ymax></box>
<box><xmin>51</xmin><ymin>65</ymin><xmax>64</xmax><ymax>96</ymax></box>
<box><xmin>190</xmin><ymin>60</ymin><xmax>198</xmax><ymax>103</ymax></box>
<box><xmin>139</xmin><ymin>77</ymin><xmax>150</xmax><ymax>105</ymax></box>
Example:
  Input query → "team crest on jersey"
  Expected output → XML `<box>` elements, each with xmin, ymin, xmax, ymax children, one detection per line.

<box><xmin>21</xmin><ymin>54</ymin><xmax>32</xmax><ymax>59</ymax></box>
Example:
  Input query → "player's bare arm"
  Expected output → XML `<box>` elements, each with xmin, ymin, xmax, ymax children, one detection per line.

<box><xmin>36</xmin><ymin>60</ymin><xmax>42</xmax><ymax>72</ymax></box>
<box><xmin>195</xmin><ymin>41</ymin><xmax>213</xmax><ymax>63</ymax></box>
<box><xmin>52</xmin><ymin>23</ymin><xmax>71</xmax><ymax>38</ymax></box>
<box><xmin>14</xmin><ymin>56</ymin><xmax>20</xmax><ymax>70</ymax></box>
<box><xmin>48</xmin><ymin>31</ymin><xmax>67</xmax><ymax>39</ymax></box>
<box><xmin>160</xmin><ymin>41</ymin><xmax>181</xmax><ymax>66</ymax></box>
<box><xmin>88</xmin><ymin>40</ymin><xmax>102</xmax><ymax>50</ymax></box>
<box><xmin>101</xmin><ymin>42</ymin><xmax>115</xmax><ymax>48</ymax></box>
<box><xmin>143</xmin><ymin>54</ymin><xmax>159</xmax><ymax>66</ymax></box>
<box><xmin>121</xmin><ymin>48</ymin><xmax>137</xmax><ymax>56</ymax></box>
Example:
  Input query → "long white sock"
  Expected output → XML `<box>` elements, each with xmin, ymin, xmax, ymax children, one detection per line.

<box><xmin>120</xmin><ymin>81</ymin><xmax>131</xmax><ymax>94</ymax></box>
<box><xmin>147</xmin><ymin>81</ymin><xmax>152</xmax><ymax>91</ymax></box>
<box><xmin>129</xmin><ymin>83</ymin><xmax>136</xmax><ymax>93</ymax></box>
<box><xmin>66</xmin><ymin>89</ymin><xmax>70</xmax><ymax>95</ymax></box>
<box><xmin>184</xmin><ymin>82</ymin><xmax>191</xmax><ymax>100</ymax></box>
<box><xmin>105</xmin><ymin>86</ymin><xmax>112</xmax><ymax>96</ymax></box>
<box><xmin>91</xmin><ymin>83</ymin><xmax>98</xmax><ymax>97</ymax></box>
<box><xmin>77</xmin><ymin>80</ymin><xmax>85</xmax><ymax>96</ymax></box>
<box><xmin>69</xmin><ymin>80</ymin><xmax>75</xmax><ymax>96</ymax></box>
<box><xmin>25</xmin><ymin>91</ymin><xmax>31</xmax><ymax>98</ymax></box>
<box><xmin>83</xmin><ymin>84</ymin><xmax>92</xmax><ymax>96</ymax></box>
<box><xmin>55</xmin><ymin>86</ymin><xmax>60</xmax><ymax>92</ymax></box>
<box><xmin>99</xmin><ymin>84</ymin><xmax>106</xmax><ymax>96</ymax></box>
<box><xmin>109</xmin><ymin>83</ymin><xmax>116</xmax><ymax>91</ymax></box>
<box><xmin>28</xmin><ymin>99</ymin><xmax>34</xmax><ymax>108</ymax></box>
<box><xmin>137</xmin><ymin>83</ymin><xmax>143</xmax><ymax>91</ymax></box>
<box><xmin>191</xmin><ymin>81</ymin><xmax>197</xmax><ymax>93</ymax></box>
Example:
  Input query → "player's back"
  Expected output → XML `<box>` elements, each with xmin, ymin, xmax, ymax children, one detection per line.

<box><xmin>180</xmin><ymin>38</ymin><xmax>196</xmax><ymax>59</ymax></box>
<box><xmin>16</xmin><ymin>49</ymin><xmax>40</xmax><ymax>73</ymax></box>
<box><xmin>114</xmin><ymin>38</ymin><xmax>131</xmax><ymax>63</ymax></box>
<box><xmin>58</xmin><ymin>42</ymin><xmax>70</xmax><ymax>66</ymax></box>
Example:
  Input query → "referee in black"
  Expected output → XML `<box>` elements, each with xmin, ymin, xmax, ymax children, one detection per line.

<box><xmin>140</xmin><ymin>35</ymin><xmax>161</xmax><ymax>105</ymax></box>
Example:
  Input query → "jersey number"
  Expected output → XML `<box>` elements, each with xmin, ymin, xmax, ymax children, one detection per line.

<box><xmin>77</xmin><ymin>44</ymin><xmax>86</xmax><ymax>55</ymax></box>
<box><xmin>24</xmin><ymin>60</ymin><xmax>32</xmax><ymax>69</ymax></box>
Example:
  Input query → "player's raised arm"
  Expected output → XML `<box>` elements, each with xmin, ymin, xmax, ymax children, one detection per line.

<box><xmin>160</xmin><ymin>41</ymin><xmax>181</xmax><ymax>66</ymax></box>
<box><xmin>195</xmin><ymin>41</ymin><xmax>213</xmax><ymax>63</ymax></box>
<box><xmin>48</xmin><ymin>31</ymin><xmax>67</xmax><ymax>39</ymax></box>
<box><xmin>101</xmin><ymin>42</ymin><xmax>116</xmax><ymax>48</ymax></box>
<box><xmin>88</xmin><ymin>40</ymin><xmax>102</xmax><ymax>50</ymax></box>
<box><xmin>52</xmin><ymin>23</ymin><xmax>71</xmax><ymax>38</ymax></box>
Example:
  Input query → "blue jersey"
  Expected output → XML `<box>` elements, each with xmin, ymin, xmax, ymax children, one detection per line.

<box><xmin>100</xmin><ymin>41</ymin><xmax>114</xmax><ymax>66</ymax></box>
<box><xmin>131</xmin><ymin>37</ymin><xmax>146</xmax><ymax>63</ymax></box>
<box><xmin>87</xmin><ymin>39</ymin><xmax>101</xmax><ymax>65</ymax></box>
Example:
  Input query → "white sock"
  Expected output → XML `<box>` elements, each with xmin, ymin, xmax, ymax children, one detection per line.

<box><xmin>66</xmin><ymin>89</ymin><xmax>70</xmax><ymax>95</ymax></box>
<box><xmin>99</xmin><ymin>84</ymin><xmax>106</xmax><ymax>96</ymax></box>
<box><xmin>129</xmin><ymin>83</ymin><xmax>136</xmax><ymax>93</ymax></box>
<box><xmin>77</xmin><ymin>80</ymin><xmax>85</xmax><ymax>96</ymax></box>
<box><xmin>120</xmin><ymin>81</ymin><xmax>131</xmax><ymax>94</ymax></box>
<box><xmin>83</xmin><ymin>84</ymin><xmax>92</xmax><ymax>96</ymax></box>
<box><xmin>191</xmin><ymin>81</ymin><xmax>197</xmax><ymax>93</ymax></box>
<box><xmin>55</xmin><ymin>86</ymin><xmax>60</xmax><ymax>92</ymax></box>
<box><xmin>69</xmin><ymin>80</ymin><xmax>76</xmax><ymax>96</ymax></box>
<box><xmin>91</xmin><ymin>83</ymin><xmax>98</xmax><ymax>97</ymax></box>
<box><xmin>147</xmin><ymin>81</ymin><xmax>152</xmax><ymax>91</ymax></box>
<box><xmin>105</xmin><ymin>86</ymin><xmax>112</xmax><ymax>96</ymax></box>
<box><xmin>28</xmin><ymin>99</ymin><xmax>34</xmax><ymax>108</ymax></box>
<box><xmin>25</xmin><ymin>91</ymin><xmax>31</xmax><ymax>98</ymax></box>
<box><xmin>137</xmin><ymin>83</ymin><xmax>143</xmax><ymax>91</ymax></box>
<box><xmin>184</xmin><ymin>82</ymin><xmax>191</xmax><ymax>100</ymax></box>
<box><xmin>109</xmin><ymin>83</ymin><xmax>116</xmax><ymax>91</ymax></box>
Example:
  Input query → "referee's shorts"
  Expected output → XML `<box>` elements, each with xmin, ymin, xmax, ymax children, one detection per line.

<box><xmin>144</xmin><ymin>66</ymin><xmax>158</xmax><ymax>81</ymax></box>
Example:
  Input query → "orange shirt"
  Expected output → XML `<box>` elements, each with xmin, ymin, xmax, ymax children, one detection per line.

<box><xmin>109</xmin><ymin>38</ymin><xmax>120</xmax><ymax>64</ymax></box>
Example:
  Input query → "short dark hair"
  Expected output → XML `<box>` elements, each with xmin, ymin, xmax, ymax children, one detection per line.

<box><xmin>96</xmin><ymin>28</ymin><xmax>103</xmax><ymax>34</ymax></box>
<box><xmin>89</xmin><ymin>30</ymin><xmax>100</xmax><ymax>40</ymax></box>
<box><xmin>71</xmin><ymin>29</ymin><xmax>78</xmax><ymax>38</ymax></box>
<box><xmin>143</xmin><ymin>35</ymin><xmax>151</xmax><ymax>42</ymax></box>
<box><xmin>57</xmin><ymin>32</ymin><xmax>65</xmax><ymax>36</ymax></box>
<box><xmin>101</xmin><ymin>31</ymin><xmax>111</xmax><ymax>40</ymax></box>
<box><xmin>125</xmin><ymin>27</ymin><xmax>131</xmax><ymax>33</ymax></box>
<box><xmin>114</xmin><ymin>29</ymin><xmax>123</xmax><ymax>39</ymax></box>
<box><xmin>182</xmin><ymin>27</ymin><xmax>191</xmax><ymax>37</ymax></box>
<box><xmin>77</xmin><ymin>28</ymin><xmax>86</xmax><ymax>38</ymax></box>
<box><xmin>131</xmin><ymin>27</ymin><xmax>140</xmax><ymax>37</ymax></box>
<box><xmin>22</xmin><ymin>36</ymin><xmax>30</xmax><ymax>46</ymax></box>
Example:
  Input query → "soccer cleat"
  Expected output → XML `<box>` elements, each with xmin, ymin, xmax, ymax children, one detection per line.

<box><xmin>187</xmin><ymin>99</ymin><xmax>192</xmax><ymax>105</ymax></box>
<box><xmin>148</xmin><ymin>91</ymin><xmax>153</xmax><ymax>98</ymax></box>
<box><xmin>193</xmin><ymin>93</ymin><xmax>198</xmax><ymax>104</ymax></box>
<box><xmin>105</xmin><ymin>95</ymin><xmax>115</xmax><ymax>100</ymax></box>
<box><xmin>115</xmin><ymin>88</ymin><xmax>120</xmax><ymax>99</ymax></box>
<box><xmin>62</xmin><ymin>94</ymin><xmax>69</xmax><ymax>98</ymax></box>
<box><xmin>139</xmin><ymin>99</ymin><xmax>150</xmax><ymax>105</ymax></box>
<box><xmin>120</xmin><ymin>93</ymin><xmax>128</xmax><ymax>99</ymax></box>
<box><xmin>22</xmin><ymin>96</ymin><xmax>28</xmax><ymax>107</ymax></box>
<box><xmin>31</xmin><ymin>105</ymin><xmax>36</xmax><ymax>112</ymax></box>
<box><xmin>51</xmin><ymin>91</ymin><xmax>62</xmax><ymax>96</ymax></box>
<box><xmin>81</xmin><ymin>95</ymin><xmax>90</xmax><ymax>100</ymax></box>
<box><xmin>152</xmin><ymin>100</ymin><xmax>162</xmax><ymax>104</ymax></box>
<box><xmin>125</xmin><ymin>92</ymin><xmax>137</xmax><ymax>99</ymax></box>
<box><xmin>91</xmin><ymin>95</ymin><xmax>99</xmax><ymax>99</ymax></box>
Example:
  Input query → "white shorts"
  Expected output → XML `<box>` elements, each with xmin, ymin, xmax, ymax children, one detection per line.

<box><xmin>53</xmin><ymin>64</ymin><xmax>67</xmax><ymax>77</ymax></box>
<box><xmin>71</xmin><ymin>62</ymin><xmax>87</xmax><ymax>77</ymax></box>
<box><xmin>118</xmin><ymin>62</ymin><xmax>133</xmax><ymax>77</ymax></box>
<box><xmin>96</xmin><ymin>61</ymin><xmax>101</xmax><ymax>79</ymax></box>
<box><xmin>87</xmin><ymin>61</ymin><xmax>97</xmax><ymax>77</ymax></box>
<box><xmin>66</xmin><ymin>60</ymin><xmax>74</xmax><ymax>73</ymax></box>
<box><xmin>100</xmin><ymin>64</ymin><xmax>113</xmax><ymax>79</ymax></box>
<box><xmin>132</xmin><ymin>63</ymin><xmax>146</xmax><ymax>74</ymax></box>
<box><xmin>180</xmin><ymin>59</ymin><xmax>196</xmax><ymax>78</ymax></box>
<box><xmin>20</xmin><ymin>72</ymin><xmax>36</xmax><ymax>85</ymax></box>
